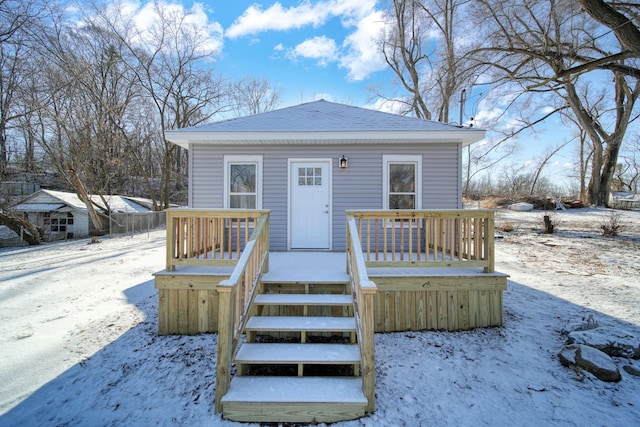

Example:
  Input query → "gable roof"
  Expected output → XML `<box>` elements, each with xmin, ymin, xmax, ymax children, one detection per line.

<box><xmin>165</xmin><ymin>99</ymin><xmax>485</xmax><ymax>148</ymax></box>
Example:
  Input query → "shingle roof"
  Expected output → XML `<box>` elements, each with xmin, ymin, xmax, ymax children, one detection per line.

<box><xmin>178</xmin><ymin>100</ymin><xmax>466</xmax><ymax>132</ymax></box>
<box><xmin>165</xmin><ymin>100</ymin><xmax>485</xmax><ymax>148</ymax></box>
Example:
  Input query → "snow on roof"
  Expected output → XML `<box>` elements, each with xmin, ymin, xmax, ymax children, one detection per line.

<box><xmin>41</xmin><ymin>189</ymin><xmax>88</xmax><ymax>210</ymax></box>
<box><xmin>165</xmin><ymin>99</ymin><xmax>486</xmax><ymax>148</ymax></box>
<box><xmin>97</xmin><ymin>195</ymin><xmax>150</xmax><ymax>213</ymax></box>
<box><xmin>13</xmin><ymin>190</ymin><xmax>153</xmax><ymax>214</ymax></box>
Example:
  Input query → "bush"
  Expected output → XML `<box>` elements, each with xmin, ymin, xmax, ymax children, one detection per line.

<box><xmin>600</xmin><ymin>210</ymin><xmax>623</xmax><ymax>237</ymax></box>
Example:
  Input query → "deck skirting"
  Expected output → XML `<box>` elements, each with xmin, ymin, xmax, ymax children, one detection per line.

<box><xmin>154</xmin><ymin>258</ymin><xmax>507</xmax><ymax>335</ymax></box>
<box><xmin>154</xmin><ymin>268</ymin><xmax>230</xmax><ymax>335</ymax></box>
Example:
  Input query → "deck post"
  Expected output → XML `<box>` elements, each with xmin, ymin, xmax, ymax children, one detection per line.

<box><xmin>361</xmin><ymin>287</ymin><xmax>376</xmax><ymax>413</ymax></box>
<box><xmin>484</xmin><ymin>211</ymin><xmax>495</xmax><ymax>273</ymax></box>
<box><xmin>165</xmin><ymin>210</ymin><xmax>175</xmax><ymax>271</ymax></box>
<box><xmin>214</xmin><ymin>285</ymin><xmax>234</xmax><ymax>413</ymax></box>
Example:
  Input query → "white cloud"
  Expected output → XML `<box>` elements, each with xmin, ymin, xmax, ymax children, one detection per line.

<box><xmin>226</xmin><ymin>1</ymin><xmax>329</xmax><ymax>39</ymax></box>
<box><xmin>367</xmin><ymin>98</ymin><xmax>408</xmax><ymax>115</ymax></box>
<box><xmin>473</xmin><ymin>107</ymin><xmax>504</xmax><ymax>128</ymax></box>
<box><xmin>339</xmin><ymin>9</ymin><xmax>386</xmax><ymax>81</ymax></box>
<box><xmin>274</xmin><ymin>43</ymin><xmax>285</xmax><ymax>52</ymax></box>
<box><xmin>290</xmin><ymin>36</ymin><xmax>338</xmax><ymax>65</ymax></box>
<box><xmin>227</xmin><ymin>0</ymin><xmax>385</xmax><ymax>80</ymax></box>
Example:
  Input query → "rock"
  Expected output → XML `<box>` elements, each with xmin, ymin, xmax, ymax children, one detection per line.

<box><xmin>568</xmin><ymin>327</ymin><xmax>640</xmax><ymax>359</ymax></box>
<box><xmin>508</xmin><ymin>202</ymin><xmax>533</xmax><ymax>212</ymax></box>
<box><xmin>558</xmin><ymin>345</ymin><xmax>578</xmax><ymax>366</ymax></box>
<box><xmin>575</xmin><ymin>345</ymin><xmax>621</xmax><ymax>382</ymax></box>
<box><xmin>559</xmin><ymin>344</ymin><xmax>623</xmax><ymax>382</ymax></box>
<box><xmin>623</xmin><ymin>364</ymin><xmax>640</xmax><ymax>377</ymax></box>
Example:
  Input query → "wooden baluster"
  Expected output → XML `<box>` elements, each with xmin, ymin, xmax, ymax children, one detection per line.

<box><xmin>375</xmin><ymin>218</ymin><xmax>379</xmax><ymax>261</ymax></box>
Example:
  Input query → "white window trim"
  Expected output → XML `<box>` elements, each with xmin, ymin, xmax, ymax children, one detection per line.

<box><xmin>223</xmin><ymin>155</ymin><xmax>263</xmax><ymax>209</ymax></box>
<box><xmin>382</xmin><ymin>155</ymin><xmax>422</xmax><ymax>210</ymax></box>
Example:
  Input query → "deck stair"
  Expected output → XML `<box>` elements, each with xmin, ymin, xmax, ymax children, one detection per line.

<box><xmin>220</xmin><ymin>278</ymin><xmax>368</xmax><ymax>423</ymax></box>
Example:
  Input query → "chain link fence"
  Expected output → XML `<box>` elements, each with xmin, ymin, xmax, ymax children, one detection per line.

<box><xmin>108</xmin><ymin>211</ymin><xmax>166</xmax><ymax>236</ymax></box>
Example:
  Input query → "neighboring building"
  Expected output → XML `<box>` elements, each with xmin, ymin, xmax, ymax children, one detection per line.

<box><xmin>11</xmin><ymin>189</ymin><xmax>158</xmax><ymax>241</ymax></box>
<box><xmin>610</xmin><ymin>191</ymin><xmax>640</xmax><ymax>209</ymax></box>
<box><xmin>164</xmin><ymin>100</ymin><xmax>485</xmax><ymax>251</ymax></box>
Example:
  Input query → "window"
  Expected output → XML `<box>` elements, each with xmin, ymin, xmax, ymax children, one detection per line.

<box><xmin>44</xmin><ymin>212</ymin><xmax>74</xmax><ymax>234</ymax></box>
<box><xmin>383</xmin><ymin>155</ymin><xmax>422</xmax><ymax>210</ymax></box>
<box><xmin>224</xmin><ymin>155</ymin><xmax>263</xmax><ymax>209</ymax></box>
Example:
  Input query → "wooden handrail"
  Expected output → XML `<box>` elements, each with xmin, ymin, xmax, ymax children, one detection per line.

<box><xmin>346</xmin><ymin>209</ymin><xmax>495</xmax><ymax>273</ymax></box>
<box><xmin>214</xmin><ymin>212</ymin><xmax>270</xmax><ymax>413</ymax></box>
<box><xmin>165</xmin><ymin>209</ymin><xmax>270</xmax><ymax>271</ymax></box>
<box><xmin>346</xmin><ymin>215</ymin><xmax>377</xmax><ymax>413</ymax></box>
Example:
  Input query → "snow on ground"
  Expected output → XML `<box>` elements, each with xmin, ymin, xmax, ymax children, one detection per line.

<box><xmin>1</xmin><ymin>208</ymin><xmax>639</xmax><ymax>426</ymax></box>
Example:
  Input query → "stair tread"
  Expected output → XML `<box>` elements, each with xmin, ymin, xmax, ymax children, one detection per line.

<box><xmin>236</xmin><ymin>343</ymin><xmax>360</xmax><ymax>364</ymax></box>
<box><xmin>245</xmin><ymin>316</ymin><xmax>356</xmax><ymax>332</ymax></box>
<box><xmin>222</xmin><ymin>376</ymin><xmax>367</xmax><ymax>404</ymax></box>
<box><xmin>254</xmin><ymin>293</ymin><xmax>353</xmax><ymax>306</ymax></box>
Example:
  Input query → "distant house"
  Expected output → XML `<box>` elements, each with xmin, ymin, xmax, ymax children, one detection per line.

<box><xmin>164</xmin><ymin>100</ymin><xmax>485</xmax><ymax>251</ymax></box>
<box><xmin>11</xmin><ymin>189</ymin><xmax>157</xmax><ymax>241</ymax></box>
<box><xmin>610</xmin><ymin>191</ymin><xmax>640</xmax><ymax>210</ymax></box>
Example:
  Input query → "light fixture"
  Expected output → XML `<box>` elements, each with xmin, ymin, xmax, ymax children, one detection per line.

<box><xmin>339</xmin><ymin>155</ymin><xmax>348</xmax><ymax>169</ymax></box>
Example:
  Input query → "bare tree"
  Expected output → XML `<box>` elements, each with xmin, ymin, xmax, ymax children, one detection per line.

<box><xmin>617</xmin><ymin>136</ymin><xmax>640</xmax><ymax>192</ymax></box>
<box><xmin>472</xmin><ymin>0</ymin><xmax>640</xmax><ymax>206</ymax></box>
<box><xmin>578</xmin><ymin>0</ymin><xmax>640</xmax><ymax>57</ymax></box>
<box><xmin>98</xmin><ymin>2</ymin><xmax>227</xmax><ymax>208</ymax></box>
<box><xmin>381</xmin><ymin>0</ymin><xmax>480</xmax><ymax>122</ymax></box>
<box><xmin>0</xmin><ymin>0</ymin><xmax>45</xmax><ymax>175</ymax></box>
<box><xmin>229</xmin><ymin>77</ymin><xmax>281</xmax><ymax>117</ymax></box>
<box><xmin>21</xmin><ymin>5</ymin><xmax>142</xmax><ymax>230</ymax></box>
<box><xmin>529</xmin><ymin>141</ymin><xmax>571</xmax><ymax>196</ymax></box>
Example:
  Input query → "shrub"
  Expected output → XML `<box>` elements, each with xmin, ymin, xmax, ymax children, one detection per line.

<box><xmin>600</xmin><ymin>210</ymin><xmax>623</xmax><ymax>237</ymax></box>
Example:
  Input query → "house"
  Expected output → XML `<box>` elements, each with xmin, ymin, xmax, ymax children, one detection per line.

<box><xmin>610</xmin><ymin>191</ymin><xmax>640</xmax><ymax>209</ymax></box>
<box><xmin>158</xmin><ymin>100</ymin><xmax>507</xmax><ymax>422</ymax></box>
<box><xmin>164</xmin><ymin>99</ymin><xmax>485</xmax><ymax>251</ymax></box>
<box><xmin>11</xmin><ymin>189</ymin><xmax>159</xmax><ymax>241</ymax></box>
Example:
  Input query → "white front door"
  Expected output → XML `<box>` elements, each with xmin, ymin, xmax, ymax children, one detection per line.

<box><xmin>290</xmin><ymin>160</ymin><xmax>331</xmax><ymax>249</ymax></box>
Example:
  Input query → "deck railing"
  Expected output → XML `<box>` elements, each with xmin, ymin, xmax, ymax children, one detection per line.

<box><xmin>165</xmin><ymin>209</ymin><xmax>270</xmax><ymax>271</ymax></box>
<box><xmin>346</xmin><ymin>216</ymin><xmax>377</xmax><ymax>414</ymax></box>
<box><xmin>214</xmin><ymin>212</ymin><xmax>270</xmax><ymax>413</ymax></box>
<box><xmin>346</xmin><ymin>210</ymin><xmax>495</xmax><ymax>273</ymax></box>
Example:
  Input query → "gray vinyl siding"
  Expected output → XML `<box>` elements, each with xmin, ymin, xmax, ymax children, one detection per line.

<box><xmin>190</xmin><ymin>146</ymin><xmax>224</xmax><ymax>208</ymax></box>
<box><xmin>189</xmin><ymin>142</ymin><xmax>460</xmax><ymax>251</ymax></box>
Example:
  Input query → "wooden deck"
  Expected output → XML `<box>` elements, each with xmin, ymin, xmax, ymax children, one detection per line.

<box><xmin>153</xmin><ymin>251</ymin><xmax>507</xmax><ymax>334</ymax></box>
<box><xmin>153</xmin><ymin>208</ymin><xmax>507</xmax><ymax>423</ymax></box>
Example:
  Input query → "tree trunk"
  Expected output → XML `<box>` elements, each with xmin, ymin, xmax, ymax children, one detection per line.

<box><xmin>0</xmin><ymin>211</ymin><xmax>41</xmax><ymax>245</ymax></box>
<box><xmin>68</xmin><ymin>167</ymin><xmax>105</xmax><ymax>233</ymax></box>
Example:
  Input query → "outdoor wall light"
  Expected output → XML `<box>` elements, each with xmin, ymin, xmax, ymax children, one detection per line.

<box><xmin>339</xmin><ymin>155</ymin><xmax>348</xmax><ymax>169</ymax></box>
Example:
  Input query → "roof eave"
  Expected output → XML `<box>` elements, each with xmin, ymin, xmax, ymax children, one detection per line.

<box><xmin>165</xmin><ymin>129</ymin><xmax>486</xmax><ymax>149</ymax></box>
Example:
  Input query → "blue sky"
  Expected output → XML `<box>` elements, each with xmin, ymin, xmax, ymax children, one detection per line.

<box><xmin>106</xmin><ymin>0</ymin><xmax>586</xmax><ymax>187</ymax></box>
<box><xmin>208</xmin><ymin>0</ymin><xmax>391</xmax><ymax>106</ymax></box>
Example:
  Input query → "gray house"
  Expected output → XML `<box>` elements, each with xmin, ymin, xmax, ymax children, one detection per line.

<box><xmin>165</xmin><ymin>100</ymin><xmax>485</xmax><ymax>251</ymax></box>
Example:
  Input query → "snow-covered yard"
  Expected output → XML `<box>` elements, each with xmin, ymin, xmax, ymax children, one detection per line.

<box><xmin>1</xmin><ymin>208</ymin><xmax>639</xmax><ymax>426</ymax></box>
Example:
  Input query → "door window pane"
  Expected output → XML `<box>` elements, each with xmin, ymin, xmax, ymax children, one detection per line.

<box><xmin>298</xmin><ymin>166</ymin><xmax>322</xmax><ymax>186</ymax></box>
